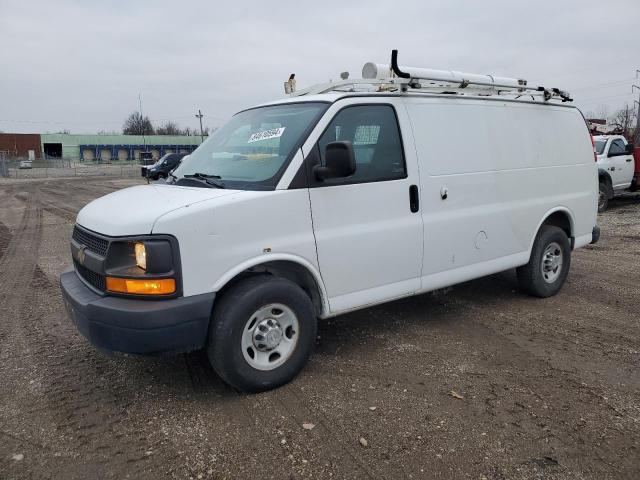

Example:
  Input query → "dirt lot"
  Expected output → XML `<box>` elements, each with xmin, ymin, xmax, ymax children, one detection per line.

<box><xmin>0</xmin><ymin>178</ymin><xmax>638</xmax><ymax>480</ymax></box>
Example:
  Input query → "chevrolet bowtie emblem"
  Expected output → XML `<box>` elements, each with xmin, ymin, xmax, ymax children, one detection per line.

<box><xmin>77</xmin><ymin>245</ymin><xmax>87</xmax><ymax>265</ymax></box>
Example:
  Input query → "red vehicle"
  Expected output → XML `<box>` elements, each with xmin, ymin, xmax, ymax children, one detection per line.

<box><xmin>634</xmin><ymin>146</ymin><xmax>640</xmax><ymax>188</ymax></box>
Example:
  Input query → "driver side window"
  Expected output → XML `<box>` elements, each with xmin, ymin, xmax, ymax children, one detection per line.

<box><xmin>608</xmin><ymin>139</ymin><xmax>626</xmax><ymax>155</ymax></box>
<box><xmin>316</xmin><ymin>105</ymin><xmax>406</xmax><ymax>185</ymax></box>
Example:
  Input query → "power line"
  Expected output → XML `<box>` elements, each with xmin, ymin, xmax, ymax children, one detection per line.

<box><xmin>576</xmin><ymin>92</ymin><xmax>635</xmax><ymax>103</ymax></box>
<box><xmin>570</xmin><ymin>78</ymin><xmax>635</xmax><ymax>92</ymax></box>
<box><xmin>0</xmin><ymin>113</ymin><xmax>227</xmax><ymax>127</ymax></box>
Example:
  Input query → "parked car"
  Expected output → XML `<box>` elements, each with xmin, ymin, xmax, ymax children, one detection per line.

<box><xmin>594</xmin><ymin>135</ymin><xmax>637</xmax><ymax>212</ymax></box>
<box><xmin>141</xmin><ymin>153</ymin><xmax>188</xmax><ymax>180</ymax></box>
<box><xmin>19</xmin><ymin>160</ymin><xmax>32</xmax><ymax>169</ymax></box>
<box><xmin>61</xmin><ymin>54</ymin><xmax>599</xmax><ymax>393</ymax></box>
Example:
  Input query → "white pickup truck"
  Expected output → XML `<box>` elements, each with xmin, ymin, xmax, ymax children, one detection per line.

<box><xmin>595</xmin><ymin>135</ymin><xmax>637</xmax><ymax>212</ymax></box>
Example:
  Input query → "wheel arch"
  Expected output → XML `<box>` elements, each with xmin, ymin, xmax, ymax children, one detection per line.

<box><xmin>598</xmin><ymin>168</ymin><xmax>614</xmax><ymax>199</ymax></box>
<box><xmin>211</xmin><ymin>254</ymin><xmax>329</xmax><ymax>317</ymax></box>
<box><xmin>528</xmin><ymin>207</ymin><xmax>575</xmax><ymax>255</ymax></box>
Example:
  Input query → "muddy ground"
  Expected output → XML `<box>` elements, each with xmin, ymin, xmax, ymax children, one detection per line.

<box><xmin>0</xmin><ymin>178</ymin><xmax>638</xmax><ymax>480</ymax></box>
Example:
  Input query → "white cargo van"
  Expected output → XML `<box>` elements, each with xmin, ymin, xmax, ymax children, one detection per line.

<box><xmin>61</xmin><ymin>51</ymin><xmax>599</xmax><ymax>392</ymax></box>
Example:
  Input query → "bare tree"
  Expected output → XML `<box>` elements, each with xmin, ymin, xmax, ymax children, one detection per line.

<box><xmin>596</xmin><ymin>104</ymin><xmax>610</xmax><ymax>121</ymax></box>
<box><xmin>612</xmin><ymin>103</ymin><xmax>637</xmax><ymax>141</ymax></box>
<box><xmin>156</xmin><ymin>121</ymin><xmax>182</xmax><ymax>135</ymax></box>
<box><xmin>123</xmin><ymin>112</ymin><xmax>155</xmax><ymax>135</ymax></box>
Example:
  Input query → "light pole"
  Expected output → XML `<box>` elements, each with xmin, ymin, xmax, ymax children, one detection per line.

<box><xmin>195</xmin><ymin>110</ymin><xmax>204</xmax><ymax>143</ymax></box>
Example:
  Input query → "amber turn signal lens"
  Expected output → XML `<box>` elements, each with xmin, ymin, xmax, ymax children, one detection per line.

<box><xmin>106</xmin><ymin>277</ymin><xmax>176</xmax><ymax>295</ymax></box>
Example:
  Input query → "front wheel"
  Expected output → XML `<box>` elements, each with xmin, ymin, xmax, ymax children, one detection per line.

<box><xmin>207</xmin><ymin>276</ymin><xmax>317</xmax><ymax>393</ymax></box>
<box><xmin>598</xmin><ymin>182</ymin><xmax>609</xmax><ymax>213</ymax></box>
<box><xmin>517</xmin><ymin>225</ymin><xmax>571</xmax><ymax>298</ymax></box>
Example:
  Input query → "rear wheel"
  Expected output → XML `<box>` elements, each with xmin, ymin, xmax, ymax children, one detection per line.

<box><xmin>598</xmin><ymin>182</ymin><xmax>609</xmax><ymax>213</ymax></box>
<box><xmin>207</xmin><ymin>276</ymin><xmax>317</xmax><ymax>392</ymax></box>
<box><xmin>517</xmin><ymin>225</ymin><xmax>571</xmax><ymax>298</ymax></box>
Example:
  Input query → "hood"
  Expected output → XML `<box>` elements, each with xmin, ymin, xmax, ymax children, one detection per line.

<box><xmin>76</xmin><ymin>184</ymin><xmax>239</xmax><ymax>236</ymax></box>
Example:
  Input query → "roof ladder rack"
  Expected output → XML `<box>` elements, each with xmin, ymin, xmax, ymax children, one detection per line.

<box><xmin>287</xmin><ymin>50</ymin><xmax>572</xmax><ymax>103</ymax></box>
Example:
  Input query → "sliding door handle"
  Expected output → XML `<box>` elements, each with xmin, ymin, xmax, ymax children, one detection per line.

<box><xmin>409</xmin><ymin>184</ymin><xmax>419</xmax><ymax>213</ymax></box>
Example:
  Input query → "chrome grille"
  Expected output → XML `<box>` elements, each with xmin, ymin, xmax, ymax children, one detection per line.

<box><xmin>72</xmin><ymin>226</ymin><xmax>109</xmax><ymax>257</ymax></box>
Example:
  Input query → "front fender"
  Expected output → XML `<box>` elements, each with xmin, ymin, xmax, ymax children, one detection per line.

<box><xmin>598</xmin><ymin>168</ymin><xmax>614</xmax><ymax>198</ymax></box>
<box><xmin>211</xmin><ymin>253</ymin><xmax>330</xmax><ymax>317</ymax></box>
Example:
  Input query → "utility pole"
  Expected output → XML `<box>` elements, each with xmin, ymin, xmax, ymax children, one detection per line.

<box><xmin>139</xmin><ymin>93</ymin><xmax>146</xmax><ymax>150</ymax></box>
<box><xmin>634</xmin><ymin>70</ymin><xmax>640</xmax><ymax>146</ymax></box>
<box><xmin>195</xmin><ymin>110</ymin><xmax>204</xmax><ymax>143</ymax></box>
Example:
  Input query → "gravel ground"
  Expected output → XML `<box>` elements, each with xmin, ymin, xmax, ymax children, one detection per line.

<box><xmin>0</xmin><ymin>178</ymin><xmax>638</xmax><ymax>480</ymax></box>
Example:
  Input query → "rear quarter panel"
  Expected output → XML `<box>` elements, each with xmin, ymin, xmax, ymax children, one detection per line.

<box><xmin>405</xmin><ymin>97</ymin><xmax>596</xmax><ymax>279</ymax></box>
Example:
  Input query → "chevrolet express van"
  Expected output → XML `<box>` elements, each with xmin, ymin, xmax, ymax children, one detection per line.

<box><xmin>61</xmin><ymin>53</ymin><xmax>599</xmax><ymax>392</ymax></box>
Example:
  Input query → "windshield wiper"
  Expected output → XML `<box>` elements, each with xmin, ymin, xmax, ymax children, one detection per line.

<box><xmin>183</xmin><ymin>172</ymin><xmax>225</xmax><ymax>188</ymax></box>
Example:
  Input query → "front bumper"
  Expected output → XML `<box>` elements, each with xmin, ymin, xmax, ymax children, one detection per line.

<box><xmin>60</xmin><ymin>270</ymin><xmax>215</xmax><ymax>355</ymax></box>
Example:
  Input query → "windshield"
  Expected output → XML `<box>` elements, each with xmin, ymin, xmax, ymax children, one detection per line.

<box><xmin>152</xmin><ymin>154</ymin><xmax>170</xmax><ymax>166</ymax></box>
<box><xmin>173</xmin><ymin>102</ymin><xmax>328</xmax><ymax>189</ymax></box>
<box><xmin>594</xmin><ymin>139</ymin><xmax>607</xmax><ymax>155</ymax></box>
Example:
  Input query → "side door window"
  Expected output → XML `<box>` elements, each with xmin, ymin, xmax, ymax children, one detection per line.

<box><xmin>608</xmin><ymin>139</ymin><xmax>626</xmax><ymax>156</ymax></box>
<box><xmin>315</xmin><ymin>105</ymin><xmax>406</xmax><ymax>185</ymax></box>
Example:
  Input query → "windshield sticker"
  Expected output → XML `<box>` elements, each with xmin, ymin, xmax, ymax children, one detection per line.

<box><xmin>248</xmin><ymin>127</ymin><xmax>285</xmax><ymax>143</ymax></box>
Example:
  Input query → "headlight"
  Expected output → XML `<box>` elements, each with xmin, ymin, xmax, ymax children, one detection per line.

<box><xmin>103</xmin><ymin>237</ymin><xmax>179</xmax><ymax>297</ymax></box>
<box><xmin>135</xmin><ymin>242</ymin><xmax>146</xmax><ymax>270</ymax></box>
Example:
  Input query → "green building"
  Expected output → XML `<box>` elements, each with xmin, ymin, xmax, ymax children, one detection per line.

<box><xmin>40</xmin><ymin>133</ymin><xmax>203</xmax><ymax>162</ymax></box>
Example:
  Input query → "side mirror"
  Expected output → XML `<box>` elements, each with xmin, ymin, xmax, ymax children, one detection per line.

<box><xmin>314</xmin><ymin>141</ymin><xmax>356</xmax><ymax>181</ymax></box>
<box><xmin>626</xmin><ymin>143</ymin><xmax>635</xmax><ymax>154</ymax></box>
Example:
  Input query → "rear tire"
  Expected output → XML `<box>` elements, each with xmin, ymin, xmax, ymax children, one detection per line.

<box><xmin>207</xmin><ymin>276</ymin><xmax>317</xmax><ymax>393</ymax></box>
<box><xmin>598</xmin><ymin>182</ymin><xmax>609</xmax><ymax>213</ymax></box>
<box><xmin>517</xmin><ymin>225</ymin><xmax>571</xmax><ymax>298</ymax></box>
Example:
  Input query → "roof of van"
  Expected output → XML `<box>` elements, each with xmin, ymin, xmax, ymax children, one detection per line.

<box><xmin>257</xmin><ymin>91</ymin><xmax>578</xmax><ymax>109</ymax></box>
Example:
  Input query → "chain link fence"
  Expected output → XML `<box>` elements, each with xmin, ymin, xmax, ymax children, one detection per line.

<box><xmin>0</xmin><ymin>152</ymin><xmax>8</xmax><ymax>177</ymax></box>
<box><xmin>0</xmin><ymin>156</ymin><xmax>143</xmax><ymax>179</ymax></box>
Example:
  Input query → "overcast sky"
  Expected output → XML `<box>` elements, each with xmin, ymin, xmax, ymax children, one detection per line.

<box><xmin>1</xmin><ymin>0</ymin><xmax>638</xmax><ymax>134</ymax></box>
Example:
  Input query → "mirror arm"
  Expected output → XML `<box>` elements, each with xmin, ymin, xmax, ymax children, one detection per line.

<box><xmin>313</xmin><ymin>165</ymin><xmax>329</xmax><ymax>181</ymax></box>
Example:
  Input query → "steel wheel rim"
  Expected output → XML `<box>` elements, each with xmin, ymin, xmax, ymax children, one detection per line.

<box><xmin>241</xmin><ymin>303</ymin><xmax>299</xmax><ymax>371</ymax></box>
<box><xmin>541</xmin><ymin>242</ymin><xmax>563</xmax><ymax>283</ymax></box>
<box><xmin>598</xmin><ymin>190</ymin><xmax>605</xmax><ymax>211</ymax></box>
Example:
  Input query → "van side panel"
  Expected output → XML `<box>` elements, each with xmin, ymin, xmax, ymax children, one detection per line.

<box><xmin>404</xmin><ymin>98</ymin><xmax>596</xmax><ymax>287</ymax></box>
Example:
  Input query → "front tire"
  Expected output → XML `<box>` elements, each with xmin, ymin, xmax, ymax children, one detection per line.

<box><xmin>207</xmin><ymin>276</ymin><xmax>317</xmax><ymax>393</ymax></box>
<box><xmin>517</xmin><ymin>225</ymin><xmax>571</xmax><ymax>298</ymax></box>
<box><xmin>598</xmin><ymin>182</ymin><xmax>609</xmax><ymax>213</ymax></box>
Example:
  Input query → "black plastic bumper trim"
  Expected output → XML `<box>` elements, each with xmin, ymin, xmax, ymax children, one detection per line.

<box><xmin>60</xmin><ymin>270</ymin><xmax>215</xmax><ymax>355</ymax></box>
